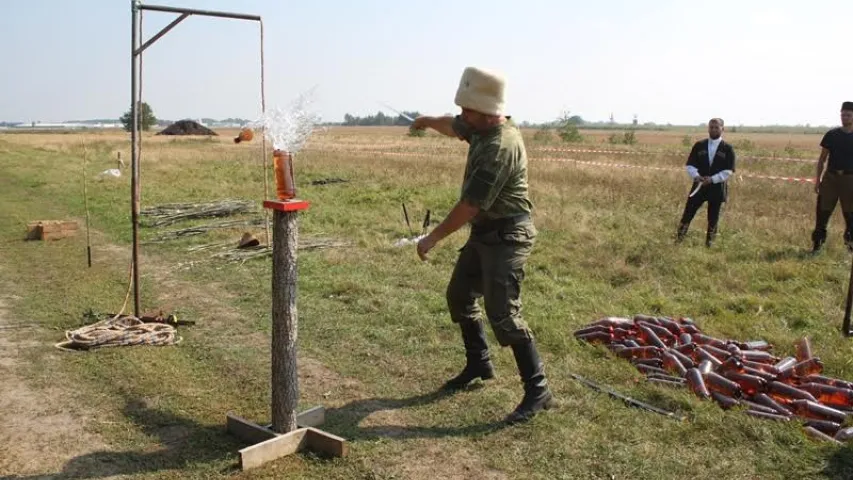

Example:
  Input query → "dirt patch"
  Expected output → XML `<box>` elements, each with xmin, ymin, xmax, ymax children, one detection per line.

<box><xmin>378</xmin><ymin>441</ymin><xmax>509</xmax><ymax>480</ymax></box>
<box><xmin>0</xmin><ymin>291</ymin><xmax>113</xmax><ymax>478</ymax></box>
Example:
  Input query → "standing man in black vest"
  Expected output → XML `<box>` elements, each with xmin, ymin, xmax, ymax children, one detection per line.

<box><xmin>811</xmin><ymin>101</ymin><xmax>853</xmax><ymax>253</ymax></box>
<box><xmin>675</xmin><ymin>118</ymin><xmax>736</xmax><ymax>247</ymax></box>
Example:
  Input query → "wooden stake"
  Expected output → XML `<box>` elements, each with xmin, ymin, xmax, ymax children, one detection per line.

<box><xmin>82</xmin><ymin>142</ymin><xmax>93</xmax><ymax>267</ymax></box>
<box><xmin>271</xmin><ymin>208</ymin><xmax>299</xmax><ymax>432</ymax></box>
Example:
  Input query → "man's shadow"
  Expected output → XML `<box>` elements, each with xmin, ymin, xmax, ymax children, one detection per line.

<box><xmin>2</xmin><ymin>385</ymin><xmax>508</xmax><ymax>479</ymax></box>
<box><xmin>324</xmin><ymin>384</ymin><xmax>510</xmax><ymax>441</ymax></box>
<box><xmin>821</xmin><ymin>442</ymin><xmax>853</xmax><ymax>480</ymax></box>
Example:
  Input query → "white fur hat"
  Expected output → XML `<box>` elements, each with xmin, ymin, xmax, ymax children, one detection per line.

<box><xmin>454</xmin><ymin>66</ymin><xmax>506</xmax><ymax>116</ymax></box>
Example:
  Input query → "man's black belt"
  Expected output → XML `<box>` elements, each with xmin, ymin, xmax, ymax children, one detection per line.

<box><xmin>828</xmin><ymin>169</ymin><xmax>853</xmax><ymax>175</ymax></box>
<box><xmin>470</xmin><ymin>214</ymin><xmax>530</xmax><ymax>234</ymax></box>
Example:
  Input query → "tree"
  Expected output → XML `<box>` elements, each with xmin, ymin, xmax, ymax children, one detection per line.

<box><xmin>556</xmin><ymin>111</ymin><xmax>583</xmax><ymax>143</ymax></box>
<box><xmin>120</xmin><ymin>102</ymin><xmax>157</xmax><ymax>132</ymax></box>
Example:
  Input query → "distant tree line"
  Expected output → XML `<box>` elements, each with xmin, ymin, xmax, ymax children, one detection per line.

<box><xmin>341</xmin><ymin>110</ymin><xmax>421</xmax><ymax>126</ymax></box>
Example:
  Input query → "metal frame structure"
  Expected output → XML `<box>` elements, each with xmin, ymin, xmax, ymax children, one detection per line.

<box><xmin>130</xmin><ymin>1</ymin><xmax>261</xmax><ymax>317</ymax></box>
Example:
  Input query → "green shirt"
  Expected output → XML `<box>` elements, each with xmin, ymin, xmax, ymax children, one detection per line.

<box><xmin>453</xmin><ymin>116</ymin><xmax>533</xmax><ymax>225</ymax></box>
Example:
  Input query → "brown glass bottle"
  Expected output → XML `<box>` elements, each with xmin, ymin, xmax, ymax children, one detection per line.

<box><xmin>576</xmin><ymin>331</ymin><xmax>613</xmax><ymax>344</ymax></box>
<box><xmin>739</xmin><ymin>350</ymin><xmax>779</xmax><ymax>364</ymax></box>
<box><xmin>803</xmin><ymin>426</ymin><xmax>843</xmax><ymax>444</ymax></box>
<box><xmin>637</xmin><ymin>325</ymin><xmax>668</xmax><ymax>349</ymax></box>
<box><xmin>697</xmin><ymin>347</ymin><xmax>725</xmax><ymax>367</ymax></box>
<box><xmin>724</xmin><ymin>372</ymin><xmax>767</xmax><ymax>397</ymax></box>
<box><xmin>793</xmin><ymin>358</ymin><xmax>824</xmax><ymax>377</ymax></box>
<box><xmin>617</xmin><ymin>346</ymin><xmax>662</xmax><ymax>360</ymax></box>
<box><xmin>752</xmin><ymin>393</ymin><xmax>792</xmax><ymax>416</ymax></box>
<box><xmin>273</xmin><ymin>150</ymin><xmax>296</xmax><ymax>201</ymax></box>
<box><xmin>801</xmin><ymin>375</ymin><xmax>853</xmax><ymax>391</ymax></box>
<box><xmin>686</xmin><ymin>368</ymin><xmax>711</xmax><ymax>399</ymax></box>
<box><xmin>804</xmin><ymin>419</ymin><xmax>843</xmax><ymax>437</ymax></box>
<box><xmin>662</xmin><ymin>351</ymin><xmax>688</xmax><ymax>377</ymax></box>
<box><xmin>798</xmin><ymin>383</ymin><xmax>853</xmax><ymax>409</ymax></box>
<box><xmin>655</xmin><ymin>317</ymin><xmax>683</xmax><ymax>336</ymax></box>
<box><xmin>592</xmin><ymin>317</ymin><xmax>634</xmax><ymax>328</ymax></box>
<box><xmin>705</xmin><ymin>372</ymin><xmax>743</xmax><ymax>398</ymax></box>
<box><xmin>711</xmin><ymin>391</ymin><xmax>740</xmax><ymax>410</ymax></box>
<box><xmin>636</xmin><ymin>364</ymin><xmax>669</xmax><ymax>376</ymax></box>
<box><xmin>834</xmin><ymin>427</ymin><xmax>853</xmax><ymax>442</ymax></box>
<box><xmin>741</xmin><ymin>359</ymin><xmax>781</xmax><ymax>375</ymax></box>
<box><xmin>746</xmin><ymin>410</ymin><xmax>791</xmax><ymax>422</ymax></box>
<box><xmin>623</xmin><ymin>339</ymin><xmax>642</xmax><ymax>349</ymax></box>
<box><xmin>634</xmin><ymin>358</ymin><xmax>664</xmax><ymax>368</ymax></box>
<box><xmin>774</xmin><ymin>356</ymin><xmax>797</xmax><ymax>371</ymax></box>
<box><xmin>702</xmin><ymin>344</ymin><xmax>734</xmax><ymax>361</ymax></box>
<box><xmin>233</xmin><ymin>127</ymin><xmax>254</xmax><ymax>143</ymax></box>
<box><xmin>693</xmin><ymin>333</ymin><xmax>728</xmax><ymax>349</ymax></box>
<box><xmin>574</xmin><ymin>325</ymin><xmax>611</xmax><ymax>337</ymax></box>
<box><xmin>795</xmin><ymin>337</ymin><xmax>813</xmax><ymax>362</ymax></box>
<box><xmin>647</xmin><ymin>373</ymin><xmax>686</xmax><ymax>384</ymax></box>
<box><xmin>679</xmin><ymin>333</ymin><xmax>693</xmax><ymax>345</ymax></box>
<box><xmin>667</xmin><ymin>348</ymin><xmax>697</xmax><ymax>369</ymax></box>
<box><xmin>767</xmin><ymin>381</ymin><xmax>818</xmax><ymax>404</ymax></box>
<box><xmin>790</xmin><ymin>400</ymin><xmax>848</xmax><ymax>424</ymax></box>
<box><xmin>612</xmin><ymin>327</ymin><xmax>635</xmax><ymax>341</ymax></box>
<box><xmin>742</xmin><ymin>366</ymin><xmax>777</xmax><ymax>383</ymax></box>
<box><xmin>741</xmin><ymin>340</ymin><xmax>772</xmax><ymax>351</ymax></box>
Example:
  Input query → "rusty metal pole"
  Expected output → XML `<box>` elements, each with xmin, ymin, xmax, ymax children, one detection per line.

<box><xmin>130</xmin><ymin>0</ymin><xmax>141</xmax><ymax>317</ymax></box>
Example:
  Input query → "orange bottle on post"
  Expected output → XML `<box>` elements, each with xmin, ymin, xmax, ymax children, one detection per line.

<box><xmin>273</xmin><ymin>149</ymin><xmax>296</xmax><ymax>201</ymax></box>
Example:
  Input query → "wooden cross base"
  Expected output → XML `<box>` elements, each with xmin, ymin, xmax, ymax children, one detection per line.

<box><xmin>226</xmin><ymin>406</ymin><xmax>347</xmax><ymax>470</ymax></box>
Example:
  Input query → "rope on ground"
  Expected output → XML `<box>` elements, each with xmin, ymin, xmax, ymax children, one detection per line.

<box><xmin>55</xmin><ymin>316</ymin><xmax>182</xmax><ymax>352</ymax></box>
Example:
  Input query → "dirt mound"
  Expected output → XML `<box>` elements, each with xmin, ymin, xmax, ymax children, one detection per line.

<box><xmin>156</xmin><ymin>120</ymin><xmax>218</xmax><ymax>136</ymax></box>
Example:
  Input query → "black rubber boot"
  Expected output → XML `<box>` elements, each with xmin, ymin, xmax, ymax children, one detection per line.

<box><xmin>442</xmin><ymin>321</ymin><xmax>494</xmax><ymax>391</ymax></box>
<box><xmin>813</xmin><ymin>209</ymin><xmax>833</xmax><ymax>253</ymax></box>
<box><xmin>812</xmin><ymin>229</ymin><xmax>827</xmax><ymax>253</ymax></box>
<box><xmin>505</xmin><ymin>339</ymin><xmax>555</xmax><ymax>424</ymax></box>
<box><xmin>675</xmin><ymin>223</ymin><xmax>689</xmax><ymax>243</ymax></box>
<box><xmin>705</xmin><ymin>228</ymin><xmax>717</xmax><ymax>248</ymax></box>
<box><xmin>844</xmin><ymin>212</ymin><xmax>853</xmax><ymax>253</ymax></box>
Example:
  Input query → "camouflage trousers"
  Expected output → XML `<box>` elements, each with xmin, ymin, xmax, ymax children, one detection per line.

<box><xmin>446</xmin><ymin>218</ymin><xmax>536</xmax><ymax>346</ymax></box>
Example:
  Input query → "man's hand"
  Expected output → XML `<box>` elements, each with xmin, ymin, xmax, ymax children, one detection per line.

<box><xmin>411</xmin><ymin>116</ymin><xmax>431</xmax><ymax>131</ymax></box>
<box><xmin>701</xmin><ymin>176</ymin><xmax>712</xmax><ymax>186</ymax></box>
<box><xmin>416</xmin><ymin>235</ymin><xmax>437</xmax><ymax>261</ymax></box>
<box><xmin>814</xmin><ymin>182</ymin><xmax>820</xmax><ymax>194</ymax></box>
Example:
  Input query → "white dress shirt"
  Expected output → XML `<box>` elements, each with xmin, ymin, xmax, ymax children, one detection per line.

<box><xmin>686</xmin><ymin>137</ymin><xmax>732</xmax><ymax>184</ymax></box>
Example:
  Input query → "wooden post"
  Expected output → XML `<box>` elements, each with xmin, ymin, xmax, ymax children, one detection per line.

<box><xmin>226</xmin><ymin>199</ymin><xmax>345</xmax><ymax>470</ymax></box>
<box><xmin>271</xmin><ymin>208</ymin><xmax>299</xmax><ymax>432</ymax></box>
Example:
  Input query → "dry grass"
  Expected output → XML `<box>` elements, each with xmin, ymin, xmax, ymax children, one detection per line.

<box><xmin>0</xmin><ymin>126</ymin><xmax>852</xmax><ymax>479</ymax></box>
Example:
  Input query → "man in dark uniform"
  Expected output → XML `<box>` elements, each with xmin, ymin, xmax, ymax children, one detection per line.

<box><xmin>811</xmin><ymin>101</ymin><xmax>853</xmax><ymax>252</ymax></box>
<box><xmin>411</xmin><ymin>66</ymin><xmax>555</xmax><ymax>424</ymax></box>
<box><xmin>675</xmin><ymin>118</ymin><xmax>736</xmax><ymax>247</ymax></box>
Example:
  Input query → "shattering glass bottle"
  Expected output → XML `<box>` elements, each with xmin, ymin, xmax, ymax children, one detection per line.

<box><xmin>273</xmin><ymin>149</ymin><xmax>296</xmax><ymax>201</ymax></box>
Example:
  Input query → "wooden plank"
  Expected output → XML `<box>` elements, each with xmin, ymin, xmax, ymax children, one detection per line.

<box><xmin>306</xmin><ymin>428</ymin><xmax>347</xmax><ymax>458</ymax></box>
<box><xmin>239</xmin><ymin>427</ymin><xmax>308</xmax><ymax>470</ymax></box>
<box><xmin>226</xmin><ymin>413</ymin><xmax>277</xmax><ymax>445</ymax></box>
<box><xmin>296</xmin><ymin>406</ymin><xmax>325</xmax><ymax>428</ymax></box>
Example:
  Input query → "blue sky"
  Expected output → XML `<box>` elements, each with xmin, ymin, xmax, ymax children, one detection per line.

<box><xmin>0</xmin><ymin>0</ymin><xmax>850</xmax><ymax>126</ymax></box>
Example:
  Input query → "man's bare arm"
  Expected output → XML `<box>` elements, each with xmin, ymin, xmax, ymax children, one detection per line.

<box><xmin>411</xmin><ymin>116</ymin><xmax>460</xmax><ymax>138</ymax></box>
<box><xmin>815</xmin><ymin>147</ymin><xmax>829</xmax><ymax>193</ymax></box>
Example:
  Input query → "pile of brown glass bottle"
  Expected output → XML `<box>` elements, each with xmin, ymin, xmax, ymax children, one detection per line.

<box><xmin>575</xmin><ymin>314</ymin><xmax>853</xmax><ymax>444</ymax></box>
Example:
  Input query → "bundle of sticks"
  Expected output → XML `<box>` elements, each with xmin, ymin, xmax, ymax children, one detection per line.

<box><xmin>576</xmin><ymin>314</ymin><xmax>853</xmax><ymax>444</ymax></box>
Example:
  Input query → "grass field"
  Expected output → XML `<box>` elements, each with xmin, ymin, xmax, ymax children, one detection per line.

<box><xmin>2</xmin><ymin>125</ymin><xmax>853</xmax><ymax>479</ymax></box>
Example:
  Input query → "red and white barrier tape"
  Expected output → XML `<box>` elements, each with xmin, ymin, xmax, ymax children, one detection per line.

<box><xmin>308</xmin><ymin>144</ymin><xmax>815</xmax><ymax>163</ymax></box>
<box><xmin>331</xmin><ymin>149</ymin><xmax>817</xmax><ymax>184</ymax></box>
